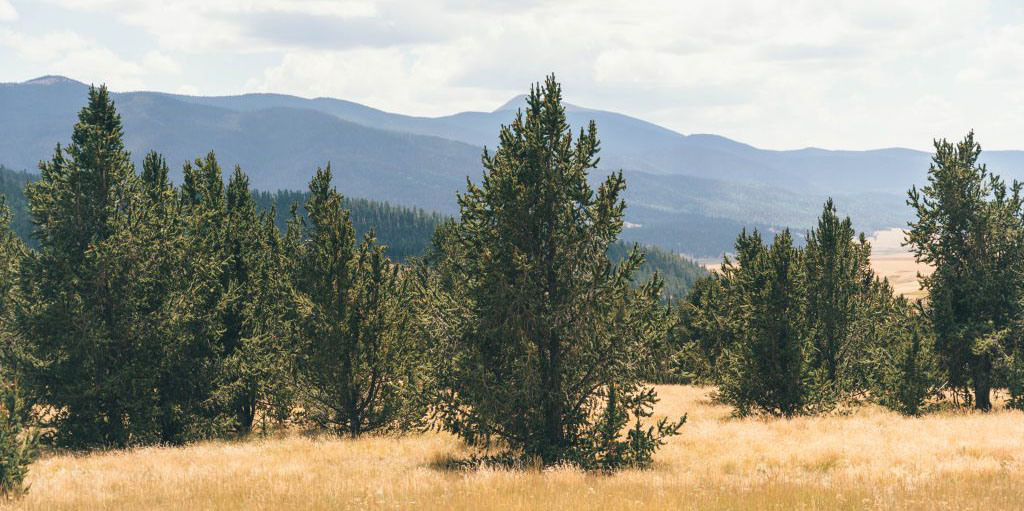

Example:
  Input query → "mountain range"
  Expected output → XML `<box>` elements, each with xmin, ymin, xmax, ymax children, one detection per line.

<box><xmin>4</xmin><ymin>75</ymin><xmax>1024</xmax><ymax>257</ymax></box>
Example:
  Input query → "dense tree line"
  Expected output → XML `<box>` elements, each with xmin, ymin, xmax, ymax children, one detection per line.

<box><xmin>675</xmin><ymin>133</ymin><xmax>1024</xmax><ymax>417</ymax></box>
<box><xmin>4</xmin><ymin>167</ymin><xmax>704</xmax><ymax>295</ymax></box>
<box><xmin>0</xmin><ymin>77</ymin><xmax>688</xmax><ymax>487</ymax></box>
<box><xmin>253</xmin><ymin>189</ymin><xmax>446</xmax><ymax>262</ymax></box>
<box><xmin>0</xmin><ymin>167</ymin><xmax>33</xmax><ymax>243</ymax></box>
<box><xmin>673</xmin><ymin>202</ymin><xmax>938</xmax><ymax>416</ymax></box>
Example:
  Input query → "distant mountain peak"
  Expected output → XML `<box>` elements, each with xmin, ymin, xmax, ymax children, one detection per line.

<box><xmin>493</xmin><ymin>94</ymin><xmax>528</xmax><ymax>113</ymax></box>
<box><xmin>22</xmin><ymin>75</ymin><xmax>83</xmax><ymax>86</ymax></box>
<box><xmin>493</xmin><ymin>93</ymin><xmax>593</xmax><ymax>114</ymax></box>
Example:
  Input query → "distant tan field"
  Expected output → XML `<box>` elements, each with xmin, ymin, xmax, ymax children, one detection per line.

<box><xmin>866</xmin><ymin>228</ymin><xmax>932</xmax><ymax>300</ymax></box>
<box><xmin>701</xmin><ymin>228</ymin><xmax>932</xmax><ymax>300</ymax></box>
<box><xmin>8</xmin><ymin>385</ymin><xmax>1024</xmax><ymax>511</ymax></box>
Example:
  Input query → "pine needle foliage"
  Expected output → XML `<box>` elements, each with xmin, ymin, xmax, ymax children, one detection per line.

<box><xmin>419</xmin><ymin>75</ymin><xmax>682</xmax><ymax>469</ymax></box>
<box><xmin>0</xmin><ymin>382</ymin><xmax>39</xmax><ymax>499</ymax></box>
<box><xmin>906</xmin><ymin>132</ymin><xmax>1024</xmax><ymax>410</ymax></box>
<box><xmin>291</xmin><ymin>165</ymin><xmax>424</xmax><ymax>437</ymax></box>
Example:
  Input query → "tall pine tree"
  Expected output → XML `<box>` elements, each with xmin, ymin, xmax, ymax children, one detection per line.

<box><xmin>718</xmin><ymin>229</ymin><xmax>809</xmax><ymax>417</ymax></box>
<box><xmin>18</xmin><ymin>85</ymin><xmax>162</xmax><ymax>446</ymax></box>
<box><xmin>802</xmin><ymin>199</ymin><xmax>873</xmax><ymax>399</ymax></box>
<box><xmin>291</xmin><ymin>165</ymin><xmax>423</xmax><ymax>436</ymax></box>
<box><xmin>17</xmin><ymin>87</ymin><xmax>224</xmax><ymax>446</ymax></box>
<box><xmin>907</xmin><ymin>132</ymin><xmax>1024</xmax><ymax>410</ymax></box>
<box><xmin>421</xmin><ymin>76</ymin><xmax>681</xmax><ymax>468</ymax></box>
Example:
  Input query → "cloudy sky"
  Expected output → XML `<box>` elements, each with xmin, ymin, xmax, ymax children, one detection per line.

<box><xmin>2</xmin><ymin>0</ymin><xmax>1024</xmax><ymax>150</ymax></box>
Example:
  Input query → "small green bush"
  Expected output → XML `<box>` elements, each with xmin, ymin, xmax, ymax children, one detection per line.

<box><xmin>0</xmin><ymin>382</ymin><xmax>40</xmax><ymax>498</ymax></box>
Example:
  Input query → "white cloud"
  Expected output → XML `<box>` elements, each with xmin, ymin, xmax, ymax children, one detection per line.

<box><xmin>13</xmin><ymin>0</ymin><xmax>1024</xmax><ymax>149</ymax></box>
<box><xmin>0</xmin><ymin>28</ymin><xmax>181</xmax><ymax>90</ymax></box>
<box><xmin>0</xmin><ymin>0</ymin><xmax>16</xmax><ymax>21</ymax></box>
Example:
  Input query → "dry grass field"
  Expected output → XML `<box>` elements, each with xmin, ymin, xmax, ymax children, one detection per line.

<box><xmin>6</xmin><ymin>385</ymin><xmax>1024</xmax><ymax>511</ymax></box>
<box><xmin>865</xmin><ymin>228</ymin><xmax>932</xmax><ymax>300</ymax></box>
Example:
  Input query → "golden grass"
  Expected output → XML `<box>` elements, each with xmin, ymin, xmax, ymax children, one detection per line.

<box><xmin>6</xmin><ymin>385</ymin><xmax>1024</xmax><ymax>510</ymax></box>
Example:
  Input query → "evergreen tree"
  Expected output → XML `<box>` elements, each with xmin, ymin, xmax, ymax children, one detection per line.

<box><xmin>141</xmin><ymin>151</ymin><xmax>170</xmax><ymax>200</ymax></box>
<box><xmin>0</xmin><ymin>197</ymin><xmax>24</xmax><ymax>372</ymax></box>
<box><xmin>223</xmin><ymin>209</ymin><xmax>297</xmax><ymax>430</ymax></box>
<box><xmin>0</xmin><ymin>168</ymin><xmax>34</xmax><ymax>243</ymax></box>
<box><xmin>719</xmin><ymin>229</ymin><xmax>809</xmax><ymax>417</ymax></box>
<box><xmin>802</xmin><ymin>199</ymin><xmax>873</xmax><ymax>400</ymax></box>
<box><xmin>16</xmin><ymin>87</ymin><xmax>222</xmax><ymax>446</ymax></box>
<box><xmin>671</xmin><ymin>274</ymin><xmax>733</xmax><ymax>383</ymax></box>
<box><xmin>215</xmin><ymin>166</ymin><xmax>296</xmax><ymax>433</ymax></box>
<box><xmin>18</xmin><ymin>85</ymin><xmax>160</xmax><ymax>446</ymax></box>
<box><xmin>0</xmin><ymin>382</ymin><xmax>39</xmax><ymax>499</ymax></box>
<box><xmin>291</xmin><ymin>165</ymin><xmax>423</xmax><ymax>436</ymax></box>
<box><xmin>906</xmin><ymin>132</ymin><xmax>1024</xmax><ymax>410</ymax></box>
<box><xmin>420</xmin><ymin>76</ymin><xmax>681</xmax><ymax>468</ymax></box>
<box><xmin>871</xmin><ymin>307</ymin><xmax>940</xmax><ymax>416</ymax></box>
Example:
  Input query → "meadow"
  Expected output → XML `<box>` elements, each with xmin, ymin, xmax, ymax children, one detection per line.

<box><xmin>6</xmin><ymin>385</ymin><xmax>1024</xmax><ymax>511</ymax></box>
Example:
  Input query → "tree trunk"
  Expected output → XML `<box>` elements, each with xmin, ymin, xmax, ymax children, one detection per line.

<box><xmin>542</xmin><ymin>335</ymin><xmax>563</xmax><ymax>464</ymax></box>
<box><xmin>236</xmin><ymin>389</ymin><xmax>256</xmax><ymax>435</ymax></box>
<box><xmin>974</xmin><ymin>372</ymin><xmax>992</xmax><ymax>411</ymax></box>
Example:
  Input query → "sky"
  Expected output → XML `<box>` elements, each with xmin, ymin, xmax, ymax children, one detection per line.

<box><xmin>2</xmin><ymin>0</ymin><xmax>1024</xmax><ymax>151</ymax></box>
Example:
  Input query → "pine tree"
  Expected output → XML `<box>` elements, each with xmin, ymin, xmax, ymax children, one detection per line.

<box><xmin>671</xmin><ymin>274</ymin><xmax>734</xmax><ymax>383</ymax></box>
<box><xmin>214</xmin><ymin>165</ymin><xmax>296</xmax><ymax>433</ymax></box>
<box><xmin>719</xmin><ymin>229</ymin><xmax>809</xmax><ymax>417</ymax></box>
<box><xmin>291</xmin><ymin>165</ymin><xmax>423</xmax><ymax>436</ymax></box>
<box><xmin>222</xmin><ymin>209</ymin><xmax>297</xmax><ymax>430</ymax></box>
<box><xmin>141</xmin><ymin>151</ymin><xmax>170</xmax><ymax>200</ymax></box>
<box><xmin>802</xmin><ymin>199</ymin><xmax>873</xmax><ymax>400</ymax></box>
<box><xmin>0</xmin><ymin>382</ymin><xmax>39</xmax><ymax>499</ymax></box>
<box><xmin>0</xmin><ymin>196</ymin><xmax>25</xmax><ymax>373</ymax></box>
<box><xmin>906</xmin><ymin>132</ymin><xmax>1024</xmax><ymax>410</ymax></box>
<box><xmin>17</xmin><ymin>87</ymin><xmax>223</xmax><ymax>446</ymax></box>
<box><xmin>420</xmin><ymin>76</ymin><xmax>681</xmax><ymax>468</ymax></box>
<box><xmin>17</xmin><ymin>85</ymin><xmax>162</xmax><ymax>446</ymax></box>
<box><xmin>872</xmin><ymin>307</ymin><xmax>940</xmax><ymax>416</ymax></box>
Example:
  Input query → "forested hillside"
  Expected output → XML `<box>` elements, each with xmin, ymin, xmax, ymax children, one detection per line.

<box><xmin>0</xmin><ymin>165</ymin><xmax>32</xmax><ymax>241</ymax></box>
<box><xmin>252</xmin><ymin>189</ymin><xmax>446</xmax><ymax>261</ymax></box>
<box><xmin>0</xmin><ymin>75</ymin><xmax>964</xmax><ymax>256</ymax></box>
<box><xmin>257</xmin><ymin>188</ymin><xmax>706</xmax><ymax>293</ymax></box>
<box><xmin>1</xmin><ymin>165</ymin><xmax>705</xmax><ymax>292</ymax></box>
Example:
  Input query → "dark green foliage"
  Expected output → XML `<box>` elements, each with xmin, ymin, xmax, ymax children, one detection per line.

<box><xmin>799</xmin><ymin>199</ymin><xmax>898</xmax><ymax>408</ymax></box>
<box><xmin>0</xmin><ymin>196</ymin><xmax>24</xmax><ymax>371</ymax></box>
<box><xmin>871</xmin><ymin>310</ymin><xmax>940</xmax><ymax>416</ymax></box>
<box><xmin>15</xmin><ymin>87</ymin><xmax>226</xmax><ymax>447</ymax></box>
<box><xmin>680</xmin><ymin>200</ymin><xmax>926</xmax><ymax>416</ymax></box>
<box><xmin>253</xmin><ymin>189</ymin><xmax>445</xmax><ymax>261</ymax></box>
<box><xmin>176</xmin><ymin>153</ymin><xmax>298</xmax><ymax>436</ymax></box>
<box><xmin>606</xmin><ymin>241</ymin><xmax>704</xmax><ymax>300</ymax></box>
<box><xmin>670</xmin><ymin>274</ymin><xmax>733</xmax><ymax>384</ymax></box>
<box><xmin>803</xmin><ymin>199</ymin><xmax>872</xmax><ymax>390</ymax></box>
<box><xmin>18</xmin><ymin>85</ymin><xmax>167</xmax><ymax>447</ymax></box>
<box><xmin>718</xmin><ymin>229</ymin><xmax>809</xmax><ymax>417</ymax></box>
<box><xmin>581</xmin><ymin>385</ymin><xmax>685</xmax><ymax>471</ymax></box>
<box><xmin>0</xmin><ymin>382</ymin><xmax>39</xmax><ymax>499</ymax></box>
<box><xmin>420</xmin><ymin>76</ymin><xmax>681</xmax><ymax>469</ymax></box>
<box><xmin>906</xmin><ymin>132</ymin><xmax>1024</xmax><ymax>411</ymax></box>
<box><xmin>290</xmin><ymin>166</ymin><xmax>423</xmax><ymax>437</ymax></box>
<box><xmin>0</xmin><ymin>167</ymin><xmax>33</xmax><ymax>243</ymax></box>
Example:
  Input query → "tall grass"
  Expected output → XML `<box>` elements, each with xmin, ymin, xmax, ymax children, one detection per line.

<box><xmin>5</xmin><ymin>385</ymin><xmax>1024</xmax><ymax>510</ymax></box>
